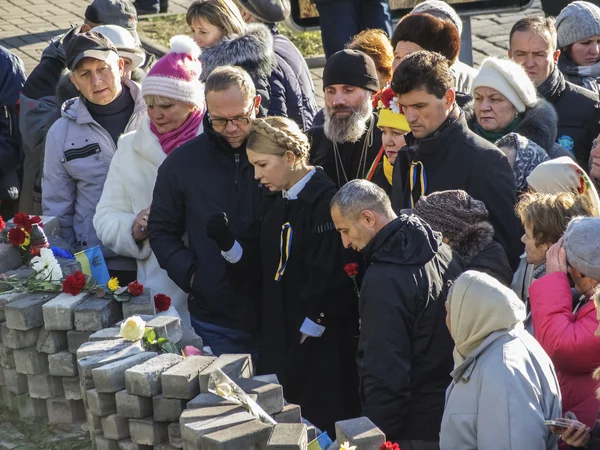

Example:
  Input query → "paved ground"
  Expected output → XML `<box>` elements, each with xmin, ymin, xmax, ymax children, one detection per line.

<box><xmin>1</xmin><ymin>0</ymin><xmax>543</xmax><ymax>107</ymax></box>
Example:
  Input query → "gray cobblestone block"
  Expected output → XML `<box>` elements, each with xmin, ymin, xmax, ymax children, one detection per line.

<box><xmin>168</xmin><ymin>422</ymin><xmax>183</xmax><ymax>448</ymax></box>
<box><xmin>47</xmin><ymin>396</ymin><xmax>85</xmax><ymax>423</ymax></box>
<box><xmin>155</xmin><ymin>443</ymin><xmax>178</xmax><ymax>450</ymax></box>
<box><xmin>199</xmin><ymin>354</ymin><xmax>253</xmax><ymax>393</ymax></box>
<box><xmin>27</xmin><ymin>374</ymin><xmax>64</xmax><ymax>398</ymax></box>
<box><xmin>3</xmin><ymin>368</ymin><xmax>27</xmax><ymax>394</ymax></box>
<box><xmin>62</xmin><ymin>376</ymin><xmax>83</xmax><ymax>400</ymax></box>
<box><xmin>102</xmin><ymin>413</ymin><xmax>131</xmax><ymax>440</ymax></box>
<box><xmin>117</xmin><ymin>439</ymin><xmax>153</xmax><ymax>450</ymax></box>
<box><xmin>122</xmin><ymin>289</ymin><xmax>156</xmax><ymax>318</ymax></box>
<box><xmin>0</xmin><ymin>291</ymin><xmax>30</xmax><ymax>322</ymax></box>
<box><xmin>67</xmin><ymin>330</ymin><xmax>93</xmax><ymax>353</ymax></box>
<box><xmin>200</xmin><ymin>420</ymin><xmax>273</xmax><ymax>449</ymax></box>
<box><xmin>48</xmin><ymin>349</ymin><xmax>77</xmax><ymax>376</ymax></box>
<box><xmin>162</xmin><ymin>355</ymin><xmax>215</xmax><ymax>400</ymax></box>
<box><xmin>181</xmin><ymin>410</ymin><xmax>253</xmax><ymax>447</ymax></box>
<box><xmin>187</xmin><ymin>393</ymin><xmax>241</xmax><ymax>409</ymax></box>
<box><xmin>0</xmin><ymin>368</ymin><xmax>5</xmax><ymax>386</ymax></box>
<box><xmin>13</xmin><ymin>346</ymin><xmax>49</xmax><ymax>374</ymax></box>
<box><xmin>152</xmin><ymin>394</ymin><xmax>186</xmax><ymax>422</ymax></box>
<box><xmin>0</xmin><ymin>344</ymin><xmax>15</xmax><ymax>369</ymax></box>
<box><xmin>75</xmin><ymin>298</ymin><xmax>122</xmax><ymax>332</ymax></box>
<box><xmin>307</xmin><ymin>426</ymin><xmax>316</xmax><ymax>442</ymax></box>
<box><xmin>145</xmin><ymin>316</ymin><xmax>182</xmax><ymax>343</ymax></box>
<box><xmin>115</xmin><ymin>389</ymin><xmax>153</xmax><ymax>419</ymax></box>
<box><xmin>78</xmin><ymin>341</ymin><xmax>145</xmax><ymax>389</ymax></box>
<box><xmin>271</xmin><ymin>404</ymin><xmax>301</xmax><ymax>424</ymax></box>
<box><xmin>42</xmin><ymin>292</ymin><xmax>92</xmax><ymax>330</ymax></box>
<box><xmin>77</xmin><ymin>339</ymin><xmax>131</xmax><ymax>359</ymax></box>
<box><xmin>87</xmin><ymin>410</ymin><xmax>103</xmax><ymax>432</ymax></box>
<box><xmin>2</xmin><ymin>387</ymin><xmax>18</xmax><ymax>411</ymax></box>
<box><xmin>335</xmin><ymin>417</ymin><xmax>385</xmax><ymax>448</ymax></box>
<box><xmin>36</xmin><ymin>328</ymin><xmax>68</xmax><ymax>354</ymax></box>
<box><xmin>92</xmin><ymin>352</ymin><xmax>157</xmax><ymax>393</ymax></box>
<box><xmin>267</xmin><ymin>424</ymin><xmax>307</xmax><ymax>449</ymax></box>
<box><xmin>1</xmin><ymin>323</ymin><xmax>41</xmax><ymax>349</ymax></box>
<box><xmin>95</xmin><ymin>435</ymin><xmax>119</xmax><ymax>450</ymax></box>
<box><xmin>0</xmin><ymin>243</ymin><xmax>21</xmax><ymax>274</ymax></box>
<box><xmin>87</xmin><ymin>388</ymin><xmax>117</xmax><ymax>416</ymax></box>
<box><xmin>125</xmin><ymin>353</ymin><xmax>184</xmax><ymax>397</ymax></box>
<box><xmin>17</xmin><ymin>393</ymin><xmax>48</xmax><ymax>418</ymax></box>
<box><xmin>129</xmin><ymin>418</ymin><xmax>168</xmax><ymax>446</ymax></box>
<box><xmin>90</xmin><ymin>328</ymin><xmax>122</xmax><ymax>341</ymax></box>
<box><xmin>234</xmin><ymin>378</ymin><xmax>284</xmax><ymax>414</ymax></box>
<box><xmin>5</xmin><ymin>292</ymin><xmax>56</xmax><ymax>330</ymax></box>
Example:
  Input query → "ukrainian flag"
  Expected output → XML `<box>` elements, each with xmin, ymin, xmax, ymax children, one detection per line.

<box><xmin>308</xmin><ymin>432</ymin><xmax>333</xmax><ymax>449</ymax></box>
<box><xmin>74</xmin><ymin>246</ymin><xmax>110</xmax><ymax>285</ymax></box>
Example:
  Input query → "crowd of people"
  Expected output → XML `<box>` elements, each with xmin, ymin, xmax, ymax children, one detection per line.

<box><xmin>5</xmin><ymin>0</ymin><xmax>600</xmax><ymax>448</ymax></box>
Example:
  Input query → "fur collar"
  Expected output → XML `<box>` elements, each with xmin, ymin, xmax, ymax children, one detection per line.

<box><xmin>200</xmin><ymin>23</ymin><xmax>275</xmax><ymax>82</ymax></box>
<box><xmin>453</xmin><ymin>221</ymin><xmax>495</xmax><ymax>264</ymax></box>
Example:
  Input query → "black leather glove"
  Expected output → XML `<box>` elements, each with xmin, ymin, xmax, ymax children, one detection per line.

<box><xmin>206</xmin><ymin>212</ymin><xmax>235</xmax><ymax>252</ymax></box>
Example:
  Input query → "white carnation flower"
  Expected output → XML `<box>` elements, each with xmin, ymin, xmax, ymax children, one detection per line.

<box><xmin>390</xmin><ymin>98</ymin><xmax>401</xmax><ymax>114</ymax></box>
<box><xmin>30</xmin><ymin>247</ymin><xmax>63</xmax><ymax>283</ymax></box>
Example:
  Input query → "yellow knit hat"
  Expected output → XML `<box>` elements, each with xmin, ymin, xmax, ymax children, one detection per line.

<box><xmin>373</xmin><ymin>86</ymin><xmax>411</xmax><ymax>133</ymax></box>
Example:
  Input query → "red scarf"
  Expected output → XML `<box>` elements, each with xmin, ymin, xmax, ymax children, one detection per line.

<box><xmin>150</xmin><ymin>107</ymin><xmax>204</xmax><ymax>156</ymax></box>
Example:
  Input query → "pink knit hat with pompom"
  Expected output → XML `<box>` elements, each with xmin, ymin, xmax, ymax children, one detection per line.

<box><xmin>142</xmin><ymin>35</ymin><xmax>203</xmax><ymax>106</ymax></box>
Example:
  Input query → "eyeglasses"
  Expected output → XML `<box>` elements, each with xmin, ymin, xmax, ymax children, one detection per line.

<box><xmin>208</xmin><ymin>100</ymin><xmax>255</xmax><ymax>128</ymax></box>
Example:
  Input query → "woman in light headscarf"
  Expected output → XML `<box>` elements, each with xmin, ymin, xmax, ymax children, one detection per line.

<box><xmin>440</xmin><ymin>271</ymin><xmax>562</xmax><ymax>450</ymax></box>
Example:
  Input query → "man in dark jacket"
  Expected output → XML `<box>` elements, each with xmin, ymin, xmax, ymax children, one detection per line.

<box><xmin>149</xmin><ymin>66</ymin><xmax>269</xmax><ymax>358</ymax></box>
<box><xmin>391</xmin><ymin>51</ymin><xmax>521</xmax><ymax>270</ymax></box>
<box><xmin>330</xmin><ymin>179</ymin><xmax>464</xmax><ymax>449</ymax></box>
<box><xmin>0</xmin><ymin>46</ymin><xmax>26</xmax><ymax>218</ymax></box>
<box><xmin>509</xmin><ymin>16</ymin><xmax>600</xmax><ymax>169</ymax></box>
<box><xmin>309</xmin><ymin>49</ymin><xmax>382</xmax><ymax>188</ymax></box>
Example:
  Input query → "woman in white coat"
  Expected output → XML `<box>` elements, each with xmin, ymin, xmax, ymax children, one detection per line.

<box><xmin>93</xmin><ymin>35</ymin><xmax>205</xmax><ymax>328</ymax></box>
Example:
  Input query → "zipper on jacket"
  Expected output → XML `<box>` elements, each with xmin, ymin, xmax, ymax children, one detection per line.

<box><xmin>234</xmin><ymin>153</ymin><xmax>240</xmax><ymax>186</ymax></box>
<box><xmin>4</xmin><ymin>106</ymin><xmax>12</xmax><ymax>136</ymax></box>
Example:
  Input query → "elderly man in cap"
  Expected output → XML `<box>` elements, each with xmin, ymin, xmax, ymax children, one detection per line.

<box><xmin>19</xmin><ymin>0</ymin><xmax>141</xmax><ymax>215</ymax></box>
<box><xmin>42</xmin><ymin>31</ymin><xmax>146</xmax><ymax>280</ymax></box>
<box><xmin>309</xmin><ymin>49</ymin><xmax>382</xmax><ymax>188</ymax></box>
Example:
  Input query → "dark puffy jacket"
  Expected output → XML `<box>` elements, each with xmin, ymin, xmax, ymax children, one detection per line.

<box><xmin>148</xmin><ymin>115</ymin><xmax>273</xmax><ymax>332</ymax></box>
<box><xmin>358</xmin><ymin>215</ymin><xmax>465</xmax><ymax>442</ymax></box>
<box><xmin>268</xmin><ymin>25</ymin><xmax>318</xmax><ymax>131</ymax></box>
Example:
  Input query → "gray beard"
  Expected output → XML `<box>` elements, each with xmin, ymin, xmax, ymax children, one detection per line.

<box><xmin>324</xmin><ymin>100</ymin><xmax>373</xmax><ymax>144</ymax></box>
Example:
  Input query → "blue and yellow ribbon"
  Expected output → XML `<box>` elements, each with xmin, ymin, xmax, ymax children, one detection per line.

<box><xmin>274</xmin><ymin>222</ymin><xmax>293</xmax><ymax>281</ymax></box>
<box><xmin>409</xmin><ymin>161</ymin><xmax>427</xmax><ymax>208</ymax></box>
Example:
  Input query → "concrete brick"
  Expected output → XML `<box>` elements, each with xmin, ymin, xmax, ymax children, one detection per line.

<box><xmin>129</xmin><ymin>418</ymin><xmax>168</xmax><ymax>446</ymax></box>
<box><xmin>125</xmin><ymin>354</ymin><xmax>184</xmax><ymax>397</ymax></box>
<box><xmin>4</xmin><ymin>292</ymin><xmax>56</xmax><ymax>330</ymax></box>
<box><xmin>77</xmin><ymin>339</ymin><xmax>131</xmax><ymax>359</ymax></box>
<box><xmin>152</xmin><ymin>394</ymin><xmax>186</xmax><ymax>422</ymax></box>
<box><xmin>155</xmin><ymin>443</ymin><xmax>177</xmax><ymax>450</ymax></box>
<box><xmin>234</xmin><ymin>378</ymin><xmax>284</xmax><ymax>414</ymax></box>
<box><xmin>0</xmin><ymin>243</ymin><xmax>21</xmax><ymax>273</ymax></box>
<box><xmin>162</xmin><ymin>355</ymin><xmax>216</xmax><ymax>400</ymax></box>
<box><xmin>0</xmin><ymin>344</ymin><xmax>15</xmax><ymax>368</ymax></box>
<box><xmin>271</xmin><ymin>404</ymin><xmax>302</xmax><ymax>424</ymax></box>
<box><xmin>0</xmin><ymin>290</ymin><xmax>30</xmax><ymax>322</ymax></box>
<box><xmin>187</xmin><ymin>393</ymin><xmax>241</xmax><ymax>409</ymax></box>
<box><xmin>307</xmin><ymin>426</ymin><xmax>316</xmax><ymax>442</ymax></box>
<box><xmin>101</xmin><ymin>413</ymin><xmax>131</xmax><ymax>440</ymax></box>
<box><xmin>47</xmin><ymin>396</ymin><xmax>85</xmax><ymax>423</ymax></box>
<box><xmin>168</xmin><ymin>422</ymin><xmax>182</xmax><ymax>448</ymax></box>
<box><xmin>95</xmin><ymin>435</ymin><xmax>119</xmax><ymax>450</ymax></box>
<box><xmin>117</xmin><ymin>439</ymin><xmax>152</xmax><ymax>450</ymax></box>
<box><xmin>78</xmin><ymin>340</ymin><xmax>145</xmax><ymax>389</ymax></box>
<box><xmin>67</xmin><ymin>330</ymin><xmax>93</xmax><ymax>353</ymax></box>
<box><xmin>92</xmin><ymin>352</ymin><xmax>157</xmax><ymax>393</ymax></box>
<box><xmin>122</xmin><ymin>289</ymin><xmax>156</xmax><ymax>318</ymax></box>
<box><xmin>2</xmin><ymin>387</ymin><xmax>18</xmax><ymax>411</ymax></box>
<box><xmin>48</xmin><ymin>349</ymin><xmax>78</xmax><ymax>376</ymax></box>
<box><xmin>200</xmin><ymin>420</ymin><xmax>273</xmax><ymax>449</ymax></box>
<box><xmin>146</xmin><ymin>316</ymin><xmax>182</xmax><ymax>343</ymax></box>
<box><xmin>17</xmin><ymin>393</ymin><xmax>48</xmax><ymax>418</ymax></box>
<box><xmin>181</xmin><ymin>410</ymin><xmax>253</xmax><ymax>447</ymax></box>
<box><xmin>199</xmin><ymin>354</ymin><xmax>253</xmax><ymax>393</ymax></box>
<box><xmin>42</xmin><ymin>292</ymin><xmax>92</xmax><ymax>330</ymax></box>
<box><xmin>36</xmin><ymin>328</ymin><xmax>68</xmax><ymax>353</ymax></box>
<box><xmin>87</xmin><ymin>410</ymin><xmax>103</xmax><ymax>432</ymax></box>
<box><xmin>27</xmin><ymin>374</ymin><xmax>64</xmax><ymax>398</ymax></box>
<box><xmin>267</xmin><ymin>424</ymin><xmax>308</xmax><ymax>449</ymax></box>
<box><xmin>62</xmin><ymin>376</ymin><xmax>83</xmax><ymax>400</ymax></box>
<box><xmin>1</xmin><ymin>323</ymin><xmax>41</xmax><ymax>349</ymax></box>
<box><xmin>335</xmin><ymin>417</ymin><xmax>386</xmax><ymax>448</ymax></box>
<box><xmin>13</xmin><ymin>346</ymin><xmax>49</xmax><ymax>374</ymax></box>
<box><xmin>90</xmin><ymin>328</ymin><xmax>122</xmax><ymax>341</ymax></box>
<box><xmin>74</xmin><ymin>298</ymin><xmax>122</xmax><ymax>332</ymax></box>
<box><xmin>3</xmin><ymin>368</ymin><xmax>28</xmax><ymax>394</ymax></box>
<box><xmin>115</xmin><ymin>389</ymin><xmax>153</xmax><ymax>419</ymax></box>
<box><xmin>87</xmin><ymin>388</ymin><xmax>117</xmax><ymax>416</ymax></box>
<box><xmin>0</xmin><ymin>368</ymin><xmax>5</xmax><ymax>386</ymax></box>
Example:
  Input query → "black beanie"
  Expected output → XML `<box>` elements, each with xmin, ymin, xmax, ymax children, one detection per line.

<box><xmin>323</xmin><ymin>49</ymin><xmax>379</xmax><ymax>93</ymax></box>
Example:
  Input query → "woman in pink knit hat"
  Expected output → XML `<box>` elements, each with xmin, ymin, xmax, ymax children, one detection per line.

<box><xmin>93</xmin><ymin>35</ymin><xmax>205</xmax><ymax>340</ymax></box>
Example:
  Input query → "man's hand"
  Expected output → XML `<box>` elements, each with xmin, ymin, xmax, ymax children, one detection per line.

<box><xmin>552</xmin><ymin>419</ymin><xmax>590</xmax><ymax>446</ymax></box>
<box><xmin>206</xmin><ymin>212</ymin><xmax>234</xmax><ymax>252</ymax></box>
<box><xmin>546</xmin><ymin>237</ymin><xmax>567</xmax><ymax>275</ymax></box>
<box><xmin>132</xmin><ymin>207</ymin><xmax>151</xmax><ymax>242</ymax></box>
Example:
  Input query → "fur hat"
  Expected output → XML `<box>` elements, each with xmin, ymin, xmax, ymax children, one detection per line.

<box><xmin>556</xmin><ymin>1</ymin><xmax>600</xmax><ymax>49</ymax></box>
<box><xmin>472</xmin><ymin>57</ymin><xmax>538</xmax><ymax>113</ymax></box>
<box><xmin>411</xmin><ymin>0</ymin><xmax>463</xmax><ymax>35</ymax></box>
<box><xmin>563</xmin><ymin>216</ymin><xmax>600</xmax><ymax>280</ymax></box>
<box><xmin>142</xmin><ymin>35</ymin><xmax>204</xmax><ymax>107</ymax></box>
<box><xmin>391</xmin><ymin>13</ymin><xmax>460</xmax><ymax>64</ymax></box>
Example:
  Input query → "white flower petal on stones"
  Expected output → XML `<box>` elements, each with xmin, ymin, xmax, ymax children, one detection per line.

<box><xmin>390</xmin><ymin>97</ymin><xmax>401</xmax><ymax>114</ymax></box>
<box><xmin>29</xmin><ymin>247</ymin><xmax>63</xmax><ymax>283</ymax></box>
<box><xmin>340</xmin><ymin>442</ymin><xmax>357</xmax><ymax>450</ymax></box>
<box><xmin>120</xmin><ymin>316</ymin><xmax>146</xmax><ymax>341</ymax></box>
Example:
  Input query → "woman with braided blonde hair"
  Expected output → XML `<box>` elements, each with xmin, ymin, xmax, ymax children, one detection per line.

<box><xmin>245</xmin><ymin>116</ymin><xmax>361</xmax><ymax>434</ymax></box>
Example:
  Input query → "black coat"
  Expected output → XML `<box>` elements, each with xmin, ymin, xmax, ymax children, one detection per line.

<box><xmin>370</xmin><ymin>161</ymin><xmax>392</xmax><ymax>196</ymax></box>
<box><xmin>257</xmin><ymin>168</ymin><xmax>360</xmax><ymax>434</ymax></box>
<box><xmin>391</xmin><ymin>111</ymin><xmax>521</xmax><ymax>270</ymax></box>
<box><xmin>538</xmin><ymin>67</ymin><xmax>600</xmax><ymax>169</ymax></box>
<box><xmin>148</xmin><ymin>116</ymin><xmax>273</xmax><ymax>332</ymax></box>
<box><xmin>309</xmin><ymin>113</ymin><xmax>383</xmax><ymax>188</ymax></box>
<box><xmin>358</xmin><ymin>215</ymin><xmax>465</xmax><ymax>442</ymax></box>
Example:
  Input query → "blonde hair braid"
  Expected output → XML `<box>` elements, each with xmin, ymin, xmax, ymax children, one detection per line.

<box><xmin>248</xmin><ymin>117</ymin><xmax>310</xmax><ymax>160</ymax></box>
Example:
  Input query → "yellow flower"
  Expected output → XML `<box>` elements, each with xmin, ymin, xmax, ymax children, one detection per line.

<box><xmin>107</xmin><ymin>277</ymin><xmax>120</xmax><ymax>291</ymax></box>
<box><xmin>20</xmin><ymin>232</ymin><xmax>30</xmax><ymax>249</ymax></box>
<box><xmin>340</xmin><ymin>443</ymin><xmax>356</xmax><ymax>450</ymax></box>
<box><xmin>119</xmin><ymin>316</ymin><xmax>146</xmax><ymax>341</ymax></box>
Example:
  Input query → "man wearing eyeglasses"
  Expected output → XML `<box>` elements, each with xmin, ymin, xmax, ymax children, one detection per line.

<box><xmin>149</xmin><ymin>66</ymin><xmax>271</xmax><ymax>359</ymax></box>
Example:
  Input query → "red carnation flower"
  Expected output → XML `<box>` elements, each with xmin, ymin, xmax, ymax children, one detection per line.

<box><xmin>381</xmin><ymin>87</ymin><xmax>395</xmax><ymax>107</ymax></box>
<box><xmin>381</xmin><ymin>442</ymin><xmax>401</xmax><ymax>450</ymax></box>
<box><xmin>13</xmin><ymin>212</ymin><xmax>32</xmax><ymax>232</ymax></box>
<box><xmin>343</xmin><ymin>262</ymin><xmax>359</xmax><ymax>278</ymax></box>
<box><xmin>62</xmin><ymin>271</ymin><xmax>87</xmax><ymax>296</ymax></box>
<box><xmin>0</xmin><ymin>215</ymin><xmax>5</xmax><ymax>233</ymax></box>
<box><xmin>127</xmin><ymin>280</ymin><xmax>144</xmax><ymax>297</ymax></box>
<box><xmin>154</xmin><ymin>294</ymin><xmax>171</xmax><ymax>312</ymax></box>
<box><xmin>30</xmin><ymin>248</ymin><xmax>40</xmax><ymax>257</ymax></box>
<box><xmin>29</xmin><ymin>216</ymin><xmax>43</xmax><ymax>228</ymax></box>
<box><xmin>8</xmin><ymin>227</ymin><xmax>27</xmax><ymax>246</ymax></box>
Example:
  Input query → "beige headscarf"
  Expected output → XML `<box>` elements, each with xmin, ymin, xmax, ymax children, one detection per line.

<box><xmin>526</xmin><ymin>156</ymin><xmax>600</xmax><ymax>216</ymax></box>
<box><xmin>448</xmin><ymin>271</ymin><xmax>526</xmax><ymax>369</ymax></box>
